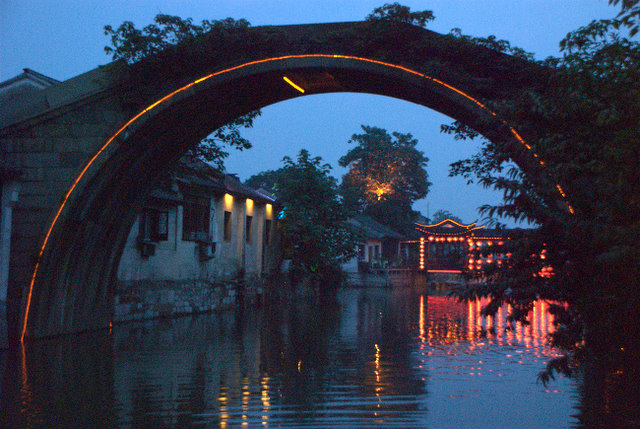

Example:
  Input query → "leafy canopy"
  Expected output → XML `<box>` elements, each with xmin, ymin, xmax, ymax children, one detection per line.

<box><xmin>431</xmin><ymin>209</ymin><xmax>463</xmax><ymax>224</ymax></box>
<box><xmin>104</xmin><ymin>14</ymin><xmax>258</xmax><ymax>171</ymax></box>
<box><xmin>339</xmin><ymin>125</ymin><xmax>430</xmax><ymax>234</ymax></box>
<box><xmin>247</xmin><ymin>150</ymin><xmax>357</xmax><ymax>283</ymax></box>
<box><xmin>104</xmin><ymin>15</ymin><xmax>250</xmax><ymax>64</ymax></box>
<box><xmin>443</xmin><ymin>5</ymin><xmax>640</xmax><ymax>383</ymax></box>
<box><xmin>365</xmin><ymin>3</ymin><xmax>435</xmax><ymax>28</ymax></box>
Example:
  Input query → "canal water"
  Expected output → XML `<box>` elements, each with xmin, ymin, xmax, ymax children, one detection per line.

<box><xmin>1</xmin><ymin>287</ymin><xmax>579</xmax><ymax>427</ymax></box>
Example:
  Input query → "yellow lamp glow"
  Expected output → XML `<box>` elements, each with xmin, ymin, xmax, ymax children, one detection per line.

<box><xmin>224</xmin><ymin>193</ymin><xmax>234</xmax><ymax>210</ymax></box>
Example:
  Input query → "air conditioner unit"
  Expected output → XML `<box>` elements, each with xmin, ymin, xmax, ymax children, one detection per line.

<box><xmin>198</xmin><ymin>240</ymin><xmax>216</xmax><ymax>261</ymax></box>
<box><xmin>137</xmin><ymin>239</ymin><xmax>156</xmax><ymax>258</ymax></box>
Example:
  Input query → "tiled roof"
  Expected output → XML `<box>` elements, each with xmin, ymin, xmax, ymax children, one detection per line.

<box><xmin>165</xmin><ymin>155</ymin><xmax>276</xmax><ymax>204</ymax></box>
<box><xmin>415</xmin><ymin>218</ymin><xmax>509</xmax><ymax>239</ymax></box>
<box><xmin>349</xmin><ymin>214</ymin><xmax>406</xmax><ymax>240</ymax></box>
<box><xmin>223</xmin><ymin>174</ymin><xmax>276</xmax><ymax>203</ymax></box>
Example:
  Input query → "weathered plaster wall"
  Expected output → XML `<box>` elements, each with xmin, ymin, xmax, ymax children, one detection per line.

<box><xmin>115</xmin><ymin>192</ymin><xmax>278</xmax><ymax>322</ymax></box>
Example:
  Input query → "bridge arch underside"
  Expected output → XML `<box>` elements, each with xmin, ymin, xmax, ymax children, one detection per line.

<box><xmin>23</xmin><ymin>56</ymin><xmax>541</xmax><ymax>339</ymax></box>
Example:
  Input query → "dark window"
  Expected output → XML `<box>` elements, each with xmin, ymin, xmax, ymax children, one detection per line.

<box><xmin>224</xmin><ymin>211</ymin><xmax>232</xmax><ymax>242</ymax></box>
<box><xmin>183</xmin><ymin>196</ymin><xmax>210</xmax><ymax>241</ymax></box>
<box><xmin>139</xmin><ymin>208</ymin><xmax>169</xmax><ymax>242</ymax></box>
<box><xmin>245</xmin><ymin>215</ymin><xmax>253</xmax><ymax>243</ymax></box>
<box><xmin>264</xmin><ymin>219</ymin><xmax>272</xmax><ymax>245</ymax></box>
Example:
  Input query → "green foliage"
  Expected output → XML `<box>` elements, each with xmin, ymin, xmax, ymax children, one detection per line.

<box><xmin>365</xmin><ymin>3</ymin><xmax>435</xmax><ymax>28</ymax></box>
<box><xmin>445</xmin><ymin>12</ymin><xmax>640</xmax><ymax>375</ymax></box>
<box><xmin>339</xmin><ymin>125</ymin><xmax>431</xmax><ymax>234</ymax></box>
<box><xmin>448</xmin><ymin>28</ymin><xmax>535</xmax><ymax>61</ymax></box>
<box><xmin>609</xmin><ymin>0</ymin><xmax>640</xmax><ymax>35</ymax></box>
<box><xmin>186</xmin><ymin>110</ymin><xmax>259</xmax><ymax>171</ymax></box>
<box><xmin>104</xmin><ymin>14</ymin><xmax>250</xmax><ymax>63</ymax></box>
<box><xmin>431</xmin><ymin>209</ymin><xmax>462</xmax><ymax>224</ymax></box>
<box><xmin>247</xmin><ymin>150</ymin><xmax>358</xmax><ymax>286</ymax></box>
<box><xmin>244</xmin><ymin>169</ymin><xmax>281</xmax><ymax>194</ymax></box>
<box><xmin>104</xmin><ymin>14</ymin><xmax>258</xmax><ymax>171</ymax></box>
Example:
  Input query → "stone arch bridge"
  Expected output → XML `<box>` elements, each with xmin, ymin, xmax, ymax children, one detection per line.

<box><xmin>1</xmin><ymin>21</ymin><xmax>555</xmax><ymax>342</ymax></box>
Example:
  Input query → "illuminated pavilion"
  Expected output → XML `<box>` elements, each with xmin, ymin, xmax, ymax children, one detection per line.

<box><xmin>415</xmin><ymin>219</ymin><xmax>509</xmax><ymax>274</ymax></box>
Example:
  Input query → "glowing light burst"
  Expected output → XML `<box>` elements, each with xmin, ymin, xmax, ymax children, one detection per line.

<box><xmin>21</xmin><ymin>53</ymin><xmax>573</xmax><ymax>342</ymax></box>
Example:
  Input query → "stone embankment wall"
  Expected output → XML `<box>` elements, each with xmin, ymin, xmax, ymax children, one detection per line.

<box><xmin>345</xmin><ymin>269</ymin><xmax>426</xmax><ymax>288</ymax></box>
<box><xmin>427</xmin><ymin>272</ymin><xmax>466</xmax><ymax>292</ymax></box>
<box><xmin>113</xmin><ymin>276</ymin><xmax>264</xmax><ymax>323</ymax></box>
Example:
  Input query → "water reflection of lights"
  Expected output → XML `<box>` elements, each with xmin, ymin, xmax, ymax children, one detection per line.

<box><xmin>261</xmin><ymin>376</ymin><xmax>271</xmax><ymax>426</ymax></box>
<box><xmin>219</xmin><ymin>389</ymin><xmax>229</xmax><ymax>429</ymax></box>
<box><xmin>419</xmin><ymin>295</ymin><xmax>425</xmax><ymax>341</ymax></box>
<box><xmin>242</xmin><ymin>376</ymin><xmax>250</xmax><ymax>427</ymax></box>
<box><xmin>374</xmin><ymin>343</ymin><xmax>381</xmax><ymax>386</ymax></box>
<box><xmin>421</xmin><ymin>296</ymin><xmax>559</xmax><ymax>350</ymax></box>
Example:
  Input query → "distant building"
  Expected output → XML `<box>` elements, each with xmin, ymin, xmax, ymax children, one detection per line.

<box><xmin>343</xmin><ymin>214</ymin><xmax>407</xmax><ymax>272</ymax></box>
<box><xmin>341</xmin><ymin>215</ymin><xmax>426</xmax><ymax>287</ymax></box>
<box><xmin>415</xmin><ymin>218</ymin><xmax>509</xmax><ymax>273</ymax></box>
<box><xmin>115</xmin><ymin>156</ymin><xmax>280</xmax><ymax>322</ymax></box>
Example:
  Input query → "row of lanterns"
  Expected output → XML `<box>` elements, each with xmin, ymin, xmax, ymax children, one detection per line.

<box><xmin>419</xmin><ymin>235</ymin><xmax>508</xmax><ymax>272</ymax></box>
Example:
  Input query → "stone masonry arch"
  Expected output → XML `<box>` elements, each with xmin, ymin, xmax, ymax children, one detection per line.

<box><xmin>0</xmin><ymin>22</ymin><xmax>563</xmax><ymax>340</ymax></box>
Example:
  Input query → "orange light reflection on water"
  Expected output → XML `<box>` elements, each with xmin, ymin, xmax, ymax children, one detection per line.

<box><xmin>419</xmin><ymin>295</ymin><xmax>425</xmax><ymax>341</ymax></box>
<box><xmin>419</xmin><ymin>296</ymin><xmax>557</xmax><ymax>350</ymax></box>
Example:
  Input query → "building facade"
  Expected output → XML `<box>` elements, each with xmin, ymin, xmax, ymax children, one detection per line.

<box><xmin>415</xmin><ymin>219</ymin><xmax>509</xmax><ymax>274</ymax></box>
<box><xmin>115</xmin><ymin>157</ymin><xmax>280</xmax><ymax>322</ymax></box>
<box><xmin>0</xmin><ymin>69</ymin><xmax>60</xmax><ymax>347</ymax></box>
<box><xmin>342</xmin><ymin>215</ymin><xmax>426</xmax><ymax>287</ymax></box>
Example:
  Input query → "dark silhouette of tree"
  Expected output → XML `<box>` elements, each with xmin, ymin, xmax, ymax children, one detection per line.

<box><xmin>103</xmin><ymin>14</ymin><xmax>259</xmax><ymax>171</ymax></box>
<box><xmin>443</xmin><ymin>7</ymin><xmax>640</xmax><ymax>390</ymax></box>
<box><xmin>365</xmin><ymin>3</ymin><xmax>434</xmax><ymax>28</ymax></box>
<box><xmin>339</xmin><ymin>125</ymin><xmax>431</xmax><ymax>235</ymax></box>
<box><xmin>247</xmin><ymin>150</ymin><xmax>357</xmax><ymax>288</ymax></box>
<box><xmin>430</xmin><ymin>209</ymin><xmax>463</xmax><ymax>224</ymax></box>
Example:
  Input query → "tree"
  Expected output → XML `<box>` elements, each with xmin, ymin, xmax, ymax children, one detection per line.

<box><xmin>247</xmin><ymin>150</ymin><xmax>358</xmax><ymax>289</ymax></box>
<box><xmin>365</xmin><ymin>3</ymin><xmax>435</xmax><ymax>28</ymax></box>
<box><xmin>244</xmin><ymin>169</ymin><xmax>281</xmax><ymax>195</ymax></box>
<box><xmin>430</xmin><ymin>209</ymin><xmax>463</xmax><ymax>224</ymax></box>
<box><xmin>104</xmin><ymin>14</ymin><xmax>259</xmax><ymax>171</ymax></box>
<box><xmin>610</xmin><ymin>0</ymin><xmax>640</xmax><ymax>35</ymax></box>
<box><xmin>339</xmin><ymin>125</ymin><xmax>431</xmax><ymax>235</ymax></box>
<box><xmin>442</xmin><ymin>7</ymin><xmax>640</xmax><ymax>386</ymax></box>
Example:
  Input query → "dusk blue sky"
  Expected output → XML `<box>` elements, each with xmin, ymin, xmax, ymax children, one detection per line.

<box><xmin>1</xmin><ymin>1</ymin><xmax>620</xmax><ymax>225</ymax></box>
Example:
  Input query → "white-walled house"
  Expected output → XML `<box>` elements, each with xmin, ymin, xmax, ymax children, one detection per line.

<box><xmin>115</xmin><ymin>156</ymin><xmax>280</xmax><ymax>322</ymax></box>
<box><xmin>342</xmin><ymin>214</ymin><xmax>406</xmax><ymax>272</ymax></box>
<box><xmin>342</xmin><ymin>215</ymin><xmax>425</xmax><ymax>287</ymax></box>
